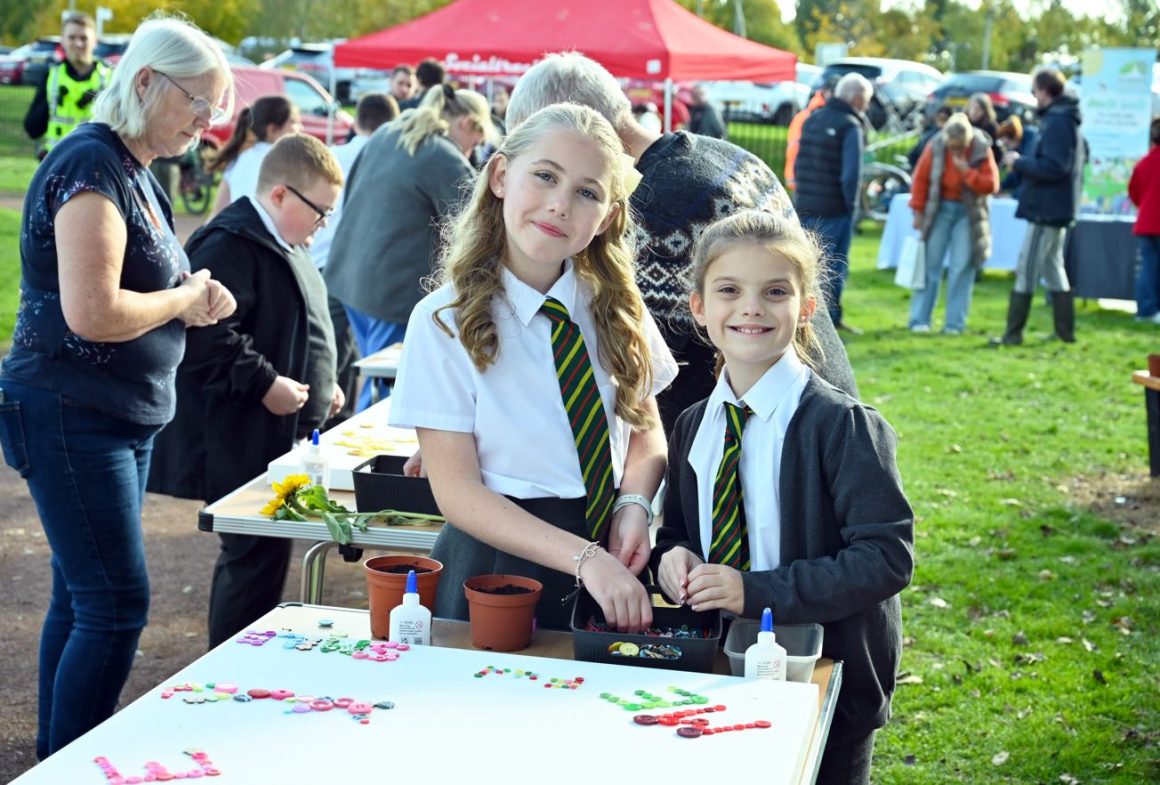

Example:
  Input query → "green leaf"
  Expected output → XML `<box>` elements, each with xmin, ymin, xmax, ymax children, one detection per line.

<box><xmin>321</xmin><ymin>511</ymin><xmax>352</xmax><ymax>545</ymax></box>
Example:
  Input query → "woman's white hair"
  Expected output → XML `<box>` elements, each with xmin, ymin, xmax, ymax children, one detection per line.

<box><xmin>93</xmin><ymin>14</ymin><xmax>232</xmax><ymax>140</ymax></box>
<box><xmin>506</xmin><ymin>52</ymin><xmax>632</xmax><ymax>131</ymax></box>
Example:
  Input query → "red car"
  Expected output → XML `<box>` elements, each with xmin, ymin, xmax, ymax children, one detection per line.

<box><xmin>202</xmin><ymin>65</ymin><xmax>354</xmax><ymax>151</ymax></box>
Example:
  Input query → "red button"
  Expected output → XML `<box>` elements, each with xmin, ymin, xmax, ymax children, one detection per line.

<box><xmin>246</xmin><ymin>688</ymin><xmax>270</xmax><ymax>699</ymax></box>
<box><xmin>755</xmin><ymin>720</ymin><xmax>772</xmax><ymax>728</ymax></box>
<box><xmin>677</xmin><ymin>726</ymin><xmax>703</xmax><ymax>738</ymax></box>
<box><xmin>633</xmin><ymin>715</ymin><xmax>659</xmax><ymax>726</ymax></box>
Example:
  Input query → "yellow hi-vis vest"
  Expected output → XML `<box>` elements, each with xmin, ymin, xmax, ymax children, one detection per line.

<box><xmin>44</xmin><ymin>61</ymin><xmax>111</xmax><ymax>153</ymax></box>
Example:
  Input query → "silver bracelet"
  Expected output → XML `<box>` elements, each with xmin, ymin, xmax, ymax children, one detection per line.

<box><xmin>573</xmin><ymin>541</ymin><xmax>602</xmax><ymax>589</ymax></box>
<box><xmin>612</xmin><ymin>493</ymin><xmax>655</xmax><ymax>527</ymax></box>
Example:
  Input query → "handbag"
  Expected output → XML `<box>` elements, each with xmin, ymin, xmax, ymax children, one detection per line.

<box><xmin>894</xmin><ymin>234</ymin><xmax>926</xmax><ymax>290</ymax></box>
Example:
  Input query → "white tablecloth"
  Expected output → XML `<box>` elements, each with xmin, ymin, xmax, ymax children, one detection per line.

<box><xmin>876</xmin><ymin>195</ymin><xmax>1025</xmax><ymax>271</ymax></box>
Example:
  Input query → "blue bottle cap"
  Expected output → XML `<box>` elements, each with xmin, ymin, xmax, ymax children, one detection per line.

<box><xmin>311</xmin><ymin>428</ymin><xmax>321</xmax><ymax>447</ymax></box>
<box><xmin>761</xmin><ymin>607</ymin><xmax>773</xmax><ymax>633</ymax></box>
<box><xmin>405</xmin><ymin>569</ymin><xmax>417</xmax><ymax>594</ymax></box>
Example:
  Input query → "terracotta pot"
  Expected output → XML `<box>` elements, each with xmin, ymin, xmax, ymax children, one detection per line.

<box><xmin>1148</xmin><ymin>354</ymin><xmax>1160</xmax><ymax>378</ymax></box>
<box><xmin>363</xmin><ymin>555</ymin><xmax>443</xmax><ymax>639</ymax></box>
<box><xmin>463</xmin><ymin>574</ymin><xmax>543</xmax><ymax>652</ymax></box>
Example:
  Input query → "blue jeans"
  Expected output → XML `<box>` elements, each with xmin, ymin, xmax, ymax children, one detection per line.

<box><xmin>1136</xmin><ymin>235</ymin><xmax>1160</xmax><ymax>318</ymax></box>
<box><xmin>0</xmin><ymin>380</ymin><xmax>156</xmax><ymax>760</ymax></box>
<box><xmin>908</xmin><ymin>200</ymin><xmax>975</xmax><ymax>331</ymax></box>
<box><xmin>344</xmin><ymin>306</ymin><xmax>407</xmax><ymax>411</ymax></box>
<box><xmin>801</xmin><ymin>213</ymin><xmax>853</xmax><ymax>324</ymax></box>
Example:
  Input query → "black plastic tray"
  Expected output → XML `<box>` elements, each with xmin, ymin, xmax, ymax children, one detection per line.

<box><xmin>570</xmin><ymin>587</ymin><xmax>721</xmax><ymax>673</ymax></box>
<box><xmin>351</xmin><ymin>455</ymin><xmax>440</xmax><ymax>516</ymax></box>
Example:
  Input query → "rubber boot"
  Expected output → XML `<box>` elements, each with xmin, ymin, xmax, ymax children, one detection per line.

<box><xmin>990</xmin><ymin>292</ymin><xmax>1032</xmax><ymax>346</ymax></box>
<box><xmin>1050</xmin><ymin>289</ymin><xmax>1076</xmax><ymax>343</ymax></box>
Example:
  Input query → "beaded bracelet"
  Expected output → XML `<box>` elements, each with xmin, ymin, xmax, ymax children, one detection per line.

<box><xmin>573</xmin><ymin>541</ymin><xmax>602</xmax><ymax>589</ymax></box>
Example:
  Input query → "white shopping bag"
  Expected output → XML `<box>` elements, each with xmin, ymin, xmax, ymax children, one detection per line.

<box><xmin>894</xmin><ymin>235</ymin><xmax>926</xmax><ymax>290</ymax></box>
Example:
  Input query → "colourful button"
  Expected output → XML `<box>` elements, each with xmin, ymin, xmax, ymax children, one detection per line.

<box><xmin>677</xmin><ymin>726</ymin><xmax>703</xmax><ymax>738</ymax></box>
<box><xmin>246</xmin><ymin>689</ymin><xmax>270</xmax><ymax>699</ymax></box>
<box><xmin>633</xmin><ymin>715</ymin><xmax>659</xmax><ymax>726</ymax></box>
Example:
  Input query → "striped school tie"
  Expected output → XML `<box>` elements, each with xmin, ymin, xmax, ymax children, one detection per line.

<box><xmin>540</xmin><ymin>297</ymin><xmax>616</xmax><ymax>541</ymax></box>
<box><xmin>708</xmin><ymin>401</ymin><xmax>751</xmax><ymax>569</ymax></box>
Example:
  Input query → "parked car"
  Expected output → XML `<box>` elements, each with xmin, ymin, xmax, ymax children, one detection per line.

<box><xmin>93</xmin><ymin>35</ymin><xmax>132</xmax><ymax>67</ymax></box>
<box><xmin>925</xmin><ymin>70</ymin><xmax>1037</xmax><ymax>125</ymax></box>
<box><xmin>205</xmin><ymin>65</ymin><xmax>354</xmax><ymax>150</ymax></box>
<box><xmin>260</xmin><ymin>43</ymin><xmax>356</xmax><ymax>103</ymax></box>
<box><xmin>0</xmin><ymin>43</ymin><xmax>31</xmax><ymax>85</ymax></box>
<box><xmin>19</xmin><ymin>37</ymin><xmax>62</xmax><ymax>87</ymax></box>
<box><xmin>817</xmin><ymin>57</ymin><xmax>943</xmax><ymax>131</ymax></box>
<box><xmin>700</xmin><ymin>63</ymin><xmax>823</xmax><ymax>126</ymax></box>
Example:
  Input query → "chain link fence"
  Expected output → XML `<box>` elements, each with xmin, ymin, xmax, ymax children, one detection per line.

<box><xmin>1</xmin><ymin>86</ymin><xmax>39</xmax><ymax>159</ymax></box>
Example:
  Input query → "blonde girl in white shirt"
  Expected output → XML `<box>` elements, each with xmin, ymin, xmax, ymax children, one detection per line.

<box><xmin>390</xmin><ymin>103</ymin><xmax>678</xmax><ymax>632</ymax></box>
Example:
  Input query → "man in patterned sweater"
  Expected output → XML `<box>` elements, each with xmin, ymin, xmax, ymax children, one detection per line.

<box><xmin>507</xmin><ymin>52</ymin><xmax>859</xmax><ymax>431</ymax></box>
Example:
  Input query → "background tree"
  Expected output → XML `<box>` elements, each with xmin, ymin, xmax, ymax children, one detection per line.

<box><xmin>678</xmin><ymin>0</ymin><xmax>805</xmax><ymax>55</ymax></box>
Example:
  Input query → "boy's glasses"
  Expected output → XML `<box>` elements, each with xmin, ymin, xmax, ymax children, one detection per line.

<box><xmin>156</xmin><ymin>71</ymin><xmax>228</xmax><ymax>125</ymax></box>
<box><xmin>285</xmin><ymin>184</ymin><xmax>335</xmax><ymax>225</ymax></box>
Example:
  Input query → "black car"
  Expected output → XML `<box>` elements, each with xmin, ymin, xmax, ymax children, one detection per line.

<box><xmin>925</xmin><ymin>71</ymin><xmax>1038</xmax><ymax>126</ymax></box>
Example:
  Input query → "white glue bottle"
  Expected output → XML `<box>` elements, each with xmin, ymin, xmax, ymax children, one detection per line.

<box><xmin>389</xmin><ymin>570</ymin><xmax>431</xmax><ymax>646</ymax></box>
<box><xmin>301</xmin><ymin>428</ymin><xmax>329</xmax><ymax>491</ymax></box>
<box><xmin>744</xmin><ymin>607</ymin><xmax>787</xmax><ymax>681</ymax></box>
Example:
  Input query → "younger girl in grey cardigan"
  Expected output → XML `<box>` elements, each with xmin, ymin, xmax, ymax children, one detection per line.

<box><xmin>652</xmin><ymin>210</ymin><xmax>914</xmax><ymax>785</ymax></box>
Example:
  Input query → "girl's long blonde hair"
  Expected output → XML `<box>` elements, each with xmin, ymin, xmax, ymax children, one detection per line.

<box><xmin>395</xmin><ymin>83</ymin><xmax>494</xmax><ymax>157</ymax></box>
<box><xmin>433</xmin><ymin>103</ymin><xmax>655</xmax><ymax>429</ymax></box>
<box><xmin>689</xmin><ymin>210</ymin><xmax>827</xmax><ymax>375</ymax></box>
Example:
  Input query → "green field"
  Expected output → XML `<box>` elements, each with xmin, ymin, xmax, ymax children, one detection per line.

<box><xmin>0</xmin><ymin>85</ymin><xmax>38</xmax><ymax>159</ymax></box>
<box><xmin>0</xmin><ymin>183</ymin><xmax>1155</xmax><ymax>784</ymax></box>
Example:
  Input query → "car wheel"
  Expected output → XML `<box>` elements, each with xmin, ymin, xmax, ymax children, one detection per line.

<box><xmin>772</xmin><ymin>103</ymin><xmax>795</xmax><ymax>126</ymax></box>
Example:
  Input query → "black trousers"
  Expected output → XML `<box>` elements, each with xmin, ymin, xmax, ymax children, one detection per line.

<box><xmin>655</xmin><ymin>329</ymin><xmax>717</xmax><ymax>437</ymax></box>
<box><xmin>207</xmin><ymin>533</ymin><xmax>293</xmax><ymax>648</ymax></box>
<box><xmin>817</xmin><ymin>729</ymin><xmax>876</xmax><ymax>785</ymax></box>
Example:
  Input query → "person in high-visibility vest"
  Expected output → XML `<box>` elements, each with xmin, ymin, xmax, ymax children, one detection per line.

<box><xmin>23</xmin><ymin>12</ymin><xmax>110</xmax><ymax>160</ymax></box>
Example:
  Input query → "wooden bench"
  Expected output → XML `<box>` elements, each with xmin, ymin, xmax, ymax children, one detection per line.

<box><xmin>1132</xmin><ymin>368</ymin><xmax>1160</xmax><ymax>478</ymax></box>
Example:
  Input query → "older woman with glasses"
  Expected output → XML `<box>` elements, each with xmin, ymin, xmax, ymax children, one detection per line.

<box><xmin>325</xmin><ymin>83</ymin><xmax>497</xmax><ymax>409</ymax></box>
<box><xmin>0</xmin><ymin>15</ymin><xmax>236</xmax><ymax>759</ymax></box>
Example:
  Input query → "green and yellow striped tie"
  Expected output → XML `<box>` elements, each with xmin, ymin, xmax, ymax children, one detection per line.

<box><xmin>709</xmin><ymin>401</ymin><xmax>751</xmax><ymax>569</ymax></box>
<box><xmin>541</xmin><ymin>297</ymin><xmax>615</xmax><ymax>541</ymax></box>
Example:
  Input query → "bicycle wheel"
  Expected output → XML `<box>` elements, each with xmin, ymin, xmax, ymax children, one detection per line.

<box><xmin>180</xmin><ymin>146</ymin><xmax>216</xmax><ymax>216</ymax></box>
<box><xmin>860</xmin><ymin>163</ymin><xmax>912</xmax><ymax>224</ymax></box>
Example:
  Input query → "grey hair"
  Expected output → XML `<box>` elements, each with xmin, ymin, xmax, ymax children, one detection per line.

<box><xmin>507</xmin><ymin>51</ymin><xmax>632</xmax><ymax>131</ymax></box>
<box><xmin>835</xmin><ymin>73</ymin><xmax>874</xmax><ymax>104</ymax></box>
<box><xmin>93</xmin><ymin>14</ymin><xmax>232</xmax><ymax>141</ymax></box>
<box><xmin>943</xmin><ymin>112</ymin><xmax>972</xmax><ymax>142</ymax></box>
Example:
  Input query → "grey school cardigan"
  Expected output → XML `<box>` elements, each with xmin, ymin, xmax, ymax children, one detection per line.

<box><xmin>652</xmin><ymin>374</ymin><xmax>915</xmax><ymax>741</ymax></box>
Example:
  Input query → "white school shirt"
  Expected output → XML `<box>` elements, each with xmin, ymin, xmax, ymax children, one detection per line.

<box><xmin>223</xmin><ymin>142</ymin><xmax>272</xmax><ymax>205</ymax></box>
<box><xmin>249</xmin><ymin>196</ymin><xmax>293</xmax><ymax>252</ymax></box>
<box><xmin>389</xmin><ymin>261</ymin><xmax>678</xmax><ymax>499</ymax></box>
<box><xmin>687</xmin><ymin>348</ymin><xmax>811</xmax><ymax>570</ymax></box>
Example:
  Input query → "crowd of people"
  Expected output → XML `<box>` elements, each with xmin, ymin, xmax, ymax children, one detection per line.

<box><xmin>3</xmin><ymin>8</ymin><xmax>1150</xmax><ymax>784</ymax></box>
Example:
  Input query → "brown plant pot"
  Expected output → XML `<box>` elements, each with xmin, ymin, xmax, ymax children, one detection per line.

<box><xmin>363</xmin><ymin>555</ymin><xmax>443</xmax><ymax>639</ymax></box>
<box><xmin>463</xmin><ymin>574</ymin><xmax>543</xmax><ymax>652</ymax></box>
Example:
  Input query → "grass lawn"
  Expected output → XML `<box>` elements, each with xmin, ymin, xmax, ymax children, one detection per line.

<box><xmin>0</xmin><ymin>204</ymin><xmax>1155</xmax><ymax>782</ymax></box>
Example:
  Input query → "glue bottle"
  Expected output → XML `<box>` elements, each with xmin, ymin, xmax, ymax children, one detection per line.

<box><xmin>744</xmin><ymin>607</ymin><xmax>787</xmax><ymax>681</ymax></box>
<box><xmin>389</xmin><ymin>570</ymin><xmax>431</xmax><ymax>645</ymax></box>
<box><xmin>301</xmin><ymin>428</ymin><xmax>329</xmax><ymax>492</ymax></box>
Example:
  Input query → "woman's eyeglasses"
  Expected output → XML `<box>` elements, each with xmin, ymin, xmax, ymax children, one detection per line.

<box><xmin>156</xmin><ymin>71</ymin><xmax>227</xmax><ymax>125</ymax></box>
<box><xmin>285</xmin><ymin>184</ymin><xmax>335</xmax><ymax>225</ymax></box>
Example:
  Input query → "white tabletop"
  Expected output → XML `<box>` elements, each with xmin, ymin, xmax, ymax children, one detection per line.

<box><xmin>11</xmin><ymin>604</ymin><xmax>839</xmax><ymax>785</ymax></box>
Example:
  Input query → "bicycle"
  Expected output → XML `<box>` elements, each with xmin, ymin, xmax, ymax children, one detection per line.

<box><xmin>178</xmin><ymin>144</ymin><xmax>217</xmax><ymax>216</ymax></box>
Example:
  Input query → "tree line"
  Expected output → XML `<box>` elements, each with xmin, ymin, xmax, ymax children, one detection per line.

<box><xmin>4</xmin><ymin>0</ymin><xmax>1157</xmax><ymax>75</ymax></box>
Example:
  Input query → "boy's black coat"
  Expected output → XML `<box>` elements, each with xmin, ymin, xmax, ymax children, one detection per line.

<box><xmin>148</xmin><ymin>198</ymin><xmax>315</xmax><ymax>502</ymax></box>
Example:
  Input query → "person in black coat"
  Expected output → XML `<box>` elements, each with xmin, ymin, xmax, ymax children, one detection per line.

<box><xmin>992</xmin><ymin>68</ymin><xmax>1084</xmax><ymax>345</ymax></box>
<box><xmin>147</xmin><ymin>135</ymin><xmax>345</xmax><ymax>647</ymax></box>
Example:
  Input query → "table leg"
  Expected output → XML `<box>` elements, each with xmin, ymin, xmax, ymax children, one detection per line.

<box><xmin>300</xmin><ymin>541</ymin><xmax>338</xmax><ymax>604</ymax></box>
<box><xmin>1146</xmin><ymin>388</ymin><xmax>1160</xmax><ymax>478</ymax></box>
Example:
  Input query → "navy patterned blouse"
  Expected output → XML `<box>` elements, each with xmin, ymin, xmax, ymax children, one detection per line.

<box><xmin>1</xmin><ymin>123</ymin><xmax>190</xmax><ymax>425</ymax></box>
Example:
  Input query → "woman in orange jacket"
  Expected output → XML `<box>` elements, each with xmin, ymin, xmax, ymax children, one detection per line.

<box><xmin>907</xmin><ymin>113</ymin><xmax>999</xmax><ymax>333</ymax></box>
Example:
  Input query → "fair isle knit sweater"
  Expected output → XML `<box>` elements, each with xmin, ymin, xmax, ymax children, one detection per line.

<box><xmin>632</xmin><ymin>131</ymin><xmax>795</xmax><ymax>326</ymax></box>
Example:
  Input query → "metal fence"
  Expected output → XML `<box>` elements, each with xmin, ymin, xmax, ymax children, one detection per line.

<box><xmin>1</xmin><ymin>86</ymin><xmax>39</xmax><ymax>159</ymax></box>
<box><xmin>727</xmin><ymin>120</ymin><xmax>920</xmax><ymax>186</ymax></box>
